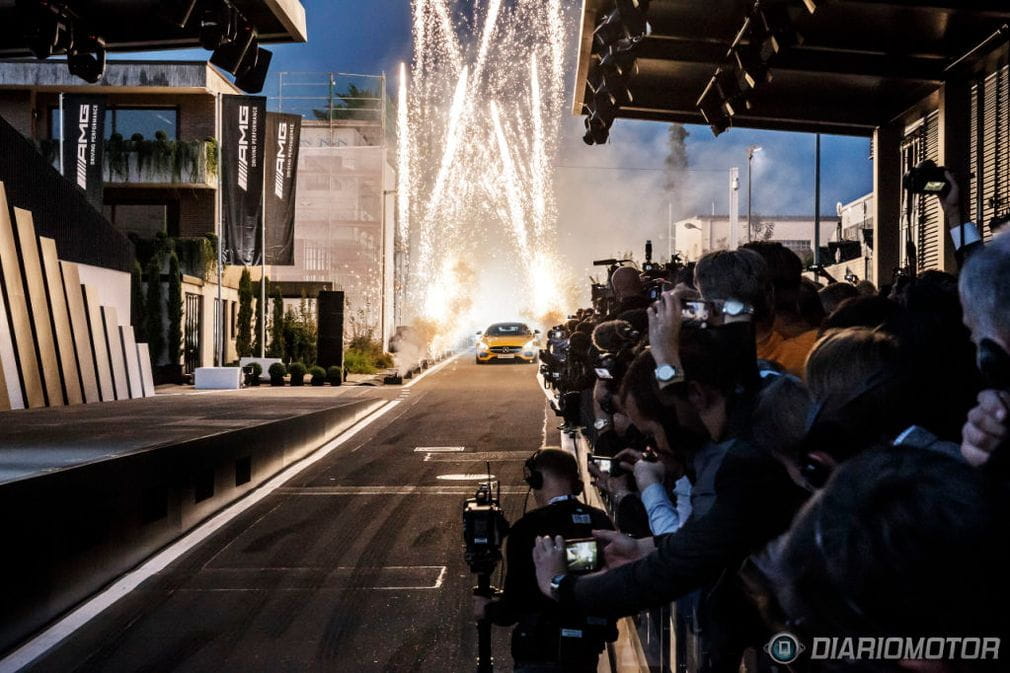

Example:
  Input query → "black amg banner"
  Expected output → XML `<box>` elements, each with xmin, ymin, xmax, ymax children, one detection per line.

<box><xmin>264</xmin><ymin>112</ymin><xmax>301</xmax><ymax>266</ymax></box>
<box><xmin>221</xmin><ymin>95</ymin><xmax>267</xmax><ymax>265</ymax></box>
<box><xmin>61</xmin><ymin>95</ymin><xmax>106</xmax><ymax>211</ymax></box>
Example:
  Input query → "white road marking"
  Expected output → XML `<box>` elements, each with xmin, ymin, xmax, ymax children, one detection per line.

<box><xmin>436</xmin><ymin>473</ymin><xmax>497</xmax><ymax>481</ymax></box>
<box><xmin>413</xmin><ymin>446</ymin><xmax>465</xmax><ymax>452</ymax></box>
<box><xmin>402</xmin><ymin>352</ymin><xmax>464</xmax><ymax>388</ymax></box>
<box><xmin>0</xmin><ymin>400</ymin><xmax>401</xmax><ymax>673</ymax></box>
<box><xmin>274</xmin><ymin>485</ymin><xmax>529</xmax><ymax>495</ymax></box>
<box><xmin>174</xmin><ymin>565</ymin><xmax>449</xmax><ymax>592</ymax></box>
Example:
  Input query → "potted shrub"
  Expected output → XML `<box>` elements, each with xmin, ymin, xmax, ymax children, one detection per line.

<box><xmin>268</xmin><ymin>362</ymin><xmax>286</xmax><ymax>386</ymax></box>
<box><xmin>310</xmin><ymin>366</ymin><xmax>326</xmax><ymax>386</ymax></box>
<box><xmin>288</xmin><ymin>362</ymin><xmax>307</xmax><ymax>386</ymax></box>
<box><xmin>326</xmin><ymin>365</ymin><xmax>342</xmax><ymax>386</ymax></box>
<box><xmin>249</xmin><ymin>362</ymin><xmax>263</xmax><ymax>386</ymax></box>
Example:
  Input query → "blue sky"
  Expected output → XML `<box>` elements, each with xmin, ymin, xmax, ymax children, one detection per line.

<box><xmin>129</xmin><ymin>0</ymin><xmax>873</xmax><ymax>227</ymax></box>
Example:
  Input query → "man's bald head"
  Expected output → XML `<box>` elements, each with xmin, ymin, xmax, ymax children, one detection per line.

<box><xmin>611</xmin><ymin>266</ymin><xmax>643</xmax><ymax>302</ymax></box>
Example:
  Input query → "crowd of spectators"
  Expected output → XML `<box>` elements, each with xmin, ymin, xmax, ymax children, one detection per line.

<box><xmin>526</xmin><ymin>185</ymin><xmax>1010</xmax><ymax>671</ymax></box>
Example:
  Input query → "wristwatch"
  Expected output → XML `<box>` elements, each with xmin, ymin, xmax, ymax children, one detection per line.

<box><xmin>549</xmin><ymin>573</ymin><xmax>568</xmax><ymax>601</ymax></box>
<box><xmin>655</xmin><ymin>363</ymin><xmax>684</xmax><ymax>385</ymax></box>
<box><xmin>720</xmin><ymin>299</ymin><xmax>754</xmax><ymax>317</ymax></box>
<box><xmin>593</xmin><ymin>417</ymin><xmax>611</xmax><ymax>431</ymax></box>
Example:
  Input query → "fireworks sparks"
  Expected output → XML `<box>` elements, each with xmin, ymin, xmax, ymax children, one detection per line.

<box><xmin>399</xmin><ymin>0</ymin><xmax>576</xmax><ymax>354</ymax></box>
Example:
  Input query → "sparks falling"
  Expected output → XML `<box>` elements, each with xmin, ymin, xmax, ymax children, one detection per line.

<box><xmin>398</xmin><ymin>0</ymin><xmax>576</xmax><ymax>353</ymax></box>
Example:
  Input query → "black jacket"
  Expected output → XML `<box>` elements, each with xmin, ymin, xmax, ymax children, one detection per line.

<box><xmin>486</xmin><ymin>496</ymin><xmax>616</xmax><ymax>668</ymax></box>
<box><xmin>559</xmin><ymin>437</ymin><xmax>806</xmax><ymax>618</ymax></box>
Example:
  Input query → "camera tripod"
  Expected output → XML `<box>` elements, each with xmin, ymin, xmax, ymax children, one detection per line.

<box><xmin>473</xmin><ymin>572</ymin><xmax>499</xmax><ymax>673</ymax></box>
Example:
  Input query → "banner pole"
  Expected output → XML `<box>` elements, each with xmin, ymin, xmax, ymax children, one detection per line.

<box><xmin>216</xmin><ymin>92</ymin><xmax>224</xmax><ymax>367</ymax></box>
<box><xmin>58</xmin><ymin>93</ymin><xmax>64</xmax><ymax>176</ymax></box>
<box><xmin>260</xmin><ymin>137</ymin><xmax>267</xmax><ymax>359</ymax></box>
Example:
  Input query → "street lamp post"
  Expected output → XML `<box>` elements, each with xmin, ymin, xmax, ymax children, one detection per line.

<box><xmin>747</xmin><ymin>145</ymin><xmax>762</xmax><ymax>243</ymax></box>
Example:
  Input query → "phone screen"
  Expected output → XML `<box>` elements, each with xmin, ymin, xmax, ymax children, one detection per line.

<box><xmin>565</xmin><ymin>538</ymin><xmax>600</xmax><ymax>574</ymax></box>
<box><xmin>591</xmin><ymin>456</ymin><xmax>612</xmax><ymax>473</ymax></box>
<box><xmin>682</xmin><ymin>300</ymin><xmax>709</xmax><ymax>321</ymax></box>
<box><xmin>924</xmin><ymin>181</ymin><xmax>947</xmax><ymax>193</ymax></box>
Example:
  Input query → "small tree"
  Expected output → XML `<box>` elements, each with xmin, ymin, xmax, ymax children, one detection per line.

<box><xmin>144</xmin><ymin>256</ymin><xmax>165</xmax><ymax>362</ymax></box>
<box><xmin>131</xmin><ymin>260</ymin><xmax>147</xmax><ymax>342</ymax></box>
<box><xmin>167</xmin><ymin>252</ymin><xmax>183</xmax><ymax>365</ymax></box>
<box><xmin>236</xmin><ymin>267</ymin><xmax>253</xmax><ymax>357</ymax></box>
<box><xmin>252</xmin><ymin>275</ymin><xmax>266</xmax><ymax>356</ymax></box>
<box><xmin>269</xmin><ymin>285</ymin><xmax>285</xmax><ymax>358</ymax></box>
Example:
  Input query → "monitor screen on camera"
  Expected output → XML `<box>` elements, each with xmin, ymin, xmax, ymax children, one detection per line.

<box><xmin>565</xmin><ymin>538</ymin><xmax>600</xmax><ymax>574</ymax></box>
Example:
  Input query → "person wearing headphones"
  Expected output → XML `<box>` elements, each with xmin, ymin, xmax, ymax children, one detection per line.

<box><xmin>473</xmin><ymin>448</ymin><xmax>615</xmax><ymax>673</ymax></box>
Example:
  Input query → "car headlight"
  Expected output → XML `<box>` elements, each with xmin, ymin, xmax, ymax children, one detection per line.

<box><xmin>478</xmin><ymin>341</ymin><xmax>489</xmax><ymax>351</ymax></box>
<box><xmin>523</xmin><ymin>340</ymin><xmax>536</xmax><ymax>352</ymax></box>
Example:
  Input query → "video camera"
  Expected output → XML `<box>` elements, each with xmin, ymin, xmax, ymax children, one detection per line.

<box><xmin>463</xmin><ymin>476</ymin><xmax>510</xmax><ymax>576</ymax></box>
<box><xmin>463</xmin><ymin>467</ymin><xmax>510</xmax><ymax>673</ymax></box>
<box><xmin>641</xmin><ymin>240</ymin><xmax>683</xmax><ymax>301</ymax></box>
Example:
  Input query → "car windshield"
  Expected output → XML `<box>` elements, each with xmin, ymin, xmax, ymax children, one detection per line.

<box><xmin>486</xmin><ymin>323</ymin><xmax>531</xmax><ymax>337</ymax></box>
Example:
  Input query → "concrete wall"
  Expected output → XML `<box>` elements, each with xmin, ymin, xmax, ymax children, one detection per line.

<box><xmin>77</xmin><ymin>263</ymin><xmax>131</xmax><ymax>326</ymax></box>
<box><xmin>0</xmin><ymin>90</ymin><xmax>32</xmax><ymax>137</ymax></box>
<box><xmin>0</xmin><ymin>396</ymin><xmax>384</xmax><ymax>656</ymax></box>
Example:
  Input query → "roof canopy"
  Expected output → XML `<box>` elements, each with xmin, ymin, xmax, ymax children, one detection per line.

<box><xmin>0</xmin><ymin>0</ymin><xmax>307</xmax><ymax>57</ymax></box>
<box><xmin>574</xmin><ymin>0</ymin><xmax>1010</xmax><ymax>137</ymax></box>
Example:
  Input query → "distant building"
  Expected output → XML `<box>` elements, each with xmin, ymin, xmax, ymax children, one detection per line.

<box><xmin>822</xmin><ymin>193</ymin><xmax>875</xmax><ymax>285</ymax></box>
<box><xmin>673</xmin><ymin>214</ymin><xmax>837</xmax><ymax>264</ymax></box>
<box><xmin>271</xmin><ymin>74</ymin><xmax>396</xmax><ymax>349</ymax></box>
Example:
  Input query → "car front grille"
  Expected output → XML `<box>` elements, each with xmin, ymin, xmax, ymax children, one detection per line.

<box><xmin>490</xmin><ymin>346</ymin><xmax>523</xmax><ymax>354</ymax></box>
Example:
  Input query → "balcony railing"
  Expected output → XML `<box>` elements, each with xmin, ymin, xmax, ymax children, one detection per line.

<box><xmin>36</xmin><ymin>137</ymin><xmax>219</xmax><ymax>188</ymax></box>
<box><xmin>103</xmin><ymin>138</ymin><xmax>219</xmax><ymax>188</ymax></box>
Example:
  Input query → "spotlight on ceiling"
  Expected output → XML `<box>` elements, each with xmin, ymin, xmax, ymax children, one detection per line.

<box><xmin>614</xmin><ymin>0</ymin><xmax>651</xmax><ymax>39</ymax></box>
<box><xmin>582</xmin><ymin>102</ymin><xmax>614</xmax><ymax>145</ymax></box>
<box><xmin>67</xmin><ymin>33</ymin><xmax>106</xmax><ymax>83</ymax></box>
<box><xmin>16</xmin><ymin>0</ymin><xmax>74</xmax><ymax>59</ymax></box>
<box><xmin>752</xmin><ymin>3</ymin><xmax>803</xmax><ymax>62</ymax></box>
<box><xmin>235</xmin><ymin>47</ymin><xmax>272</xmax><ymax>94</ymax></box>
<box><xmin>199</xmin><ymin>1</ymin><xmax>235</xmax><ymax>51</ymax></box>
<box><xmin>697</xmin><ymin>78</ymin><xmax>730</xmax><ymax>137</ymax></box>
<box><xmin>593</xmin><ymin>9</ymin><xmax>626</xmax><ymax>49</ymax></box>
<box><xmin>733</xmin><ymin>43</ymin><xmax>772</xmax><ymax>90</ymax></box>
<box><xmin>593</xmin><ymin>0</ymin><xmax>651</xmax><ymax>50</ymax></box>
<box><xmin>714</xmin><ymin>67</ymin><xmax>746</xmax><ymax>117</ymax></box>
<box><xmin>210</xmin><ymin>19</ymin><xmax>254</xmax><ymax>74</ymax></box>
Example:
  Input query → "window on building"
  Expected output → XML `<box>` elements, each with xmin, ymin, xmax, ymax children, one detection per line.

<box><xmin>50</xmin><ymin>107</ymin><xmax>179</xmax><ymax>141</ymax></box>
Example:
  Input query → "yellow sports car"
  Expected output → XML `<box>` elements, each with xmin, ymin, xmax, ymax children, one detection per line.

<box><xmin>475</xmin><ymin>322</ymin><xmax>540</xmax><ymax>364</ymax></box>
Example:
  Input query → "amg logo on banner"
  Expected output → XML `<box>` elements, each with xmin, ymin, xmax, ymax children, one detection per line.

<box><xmin>63</xmin><ymin>95</ymin><xmax>105</xmax><ymax>210</ymax></box>
<box><xmin>76</xmin><ymin>104</ymin><xmax>92</xmax><ymax>189</ymax></box>
<box><xmin>238</xmin><ymin>105</ymin><xmax>250</xmax><ymax>191</ymax></box>
<box><xmin>274</xmin><ymin>121</ymin><xmax>288</xmax><ymax>199</ymax></box>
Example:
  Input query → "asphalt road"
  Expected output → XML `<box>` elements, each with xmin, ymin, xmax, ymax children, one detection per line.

<box><xmin>26</xmin><ymin>355</ymin><xmax>558</xmax><ymax>673</ymax></box>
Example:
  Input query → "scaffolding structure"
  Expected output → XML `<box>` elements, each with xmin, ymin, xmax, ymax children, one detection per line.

<box><xmin>270</xmin><ymin>72</ymin><xmax>398</xmax><ymax>349</ymax></box>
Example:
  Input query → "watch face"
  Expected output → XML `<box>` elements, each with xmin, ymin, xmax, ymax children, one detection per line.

<box><xmin>723</xmin><ymin>300</ymin><xmax>744</xmax><ymax>316</ymax></box>
<box><xmin>594</xmin><ymin>418</ymin><xmax>608</xmax><ymax>430</ymax></box>
<box><xmin>656</xmin><ymin>365</ymin><xmax>676</xmax><ymax>381</ymax></box>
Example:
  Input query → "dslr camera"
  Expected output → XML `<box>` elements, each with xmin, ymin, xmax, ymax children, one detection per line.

<box><xmin>903</xmin><ymin>160</ymin><xmax>950</xmax><ymax>198</ymax></box>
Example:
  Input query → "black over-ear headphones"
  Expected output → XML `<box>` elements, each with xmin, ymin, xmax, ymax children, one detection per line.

<box><xmin>523</xmin><ymin>451</ymin><xmax>543</xmax><ymax>490</ymax></box>
<box><xmin>523</xmin><ymin>450</ymin><xmax>584</xmax><ymax>496</ymax></box>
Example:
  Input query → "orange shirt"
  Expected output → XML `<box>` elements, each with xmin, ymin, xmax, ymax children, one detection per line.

<box><xmin>757</xmin><ymin>329</ymin><xmax>819</xmax><ymax>378</ymax></box>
